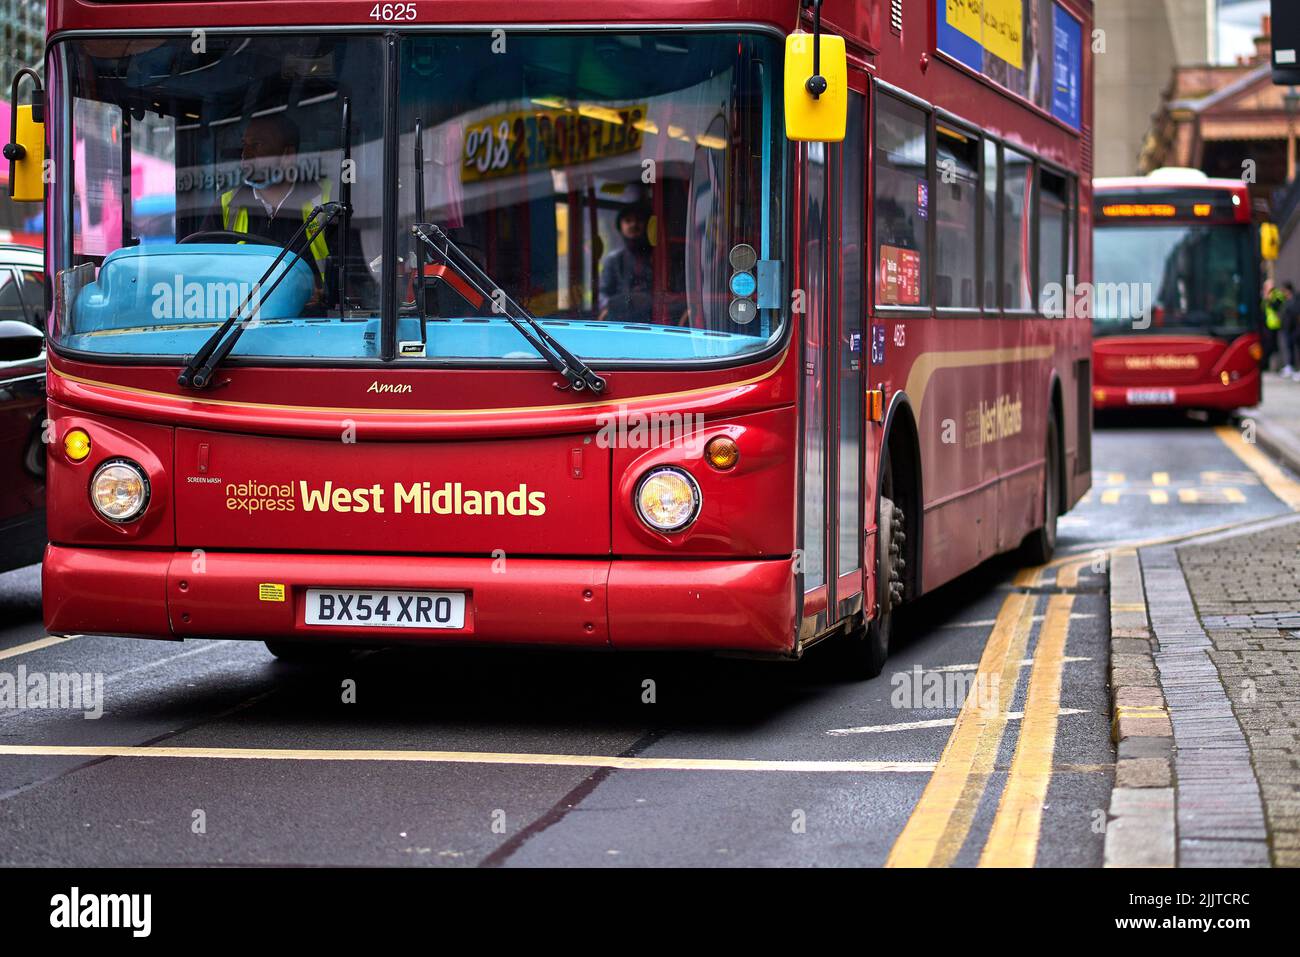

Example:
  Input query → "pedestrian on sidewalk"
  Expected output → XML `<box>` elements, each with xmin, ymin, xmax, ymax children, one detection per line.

<box><xmin>1263</xmin><ymin>279</ymin><xmax>1287</xmax><ymax>371</ymax></box>
<box><xmin>1282</xmin><ymin>282</ymin><xmax>1300</xmax><ymax>380</ymax></box>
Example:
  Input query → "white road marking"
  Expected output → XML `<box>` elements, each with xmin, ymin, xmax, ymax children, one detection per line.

<box><xmin>923</xmin><ymin>655</ymin><xmax>1092</xmax><ymax>672</ymax></box>
<box><xmin>939</xmin><ymin>614</ymin><xmax>1095</xmax><ymax>629</ymax></box>
<box><xmin>826</xmin><ymin>708</ymin><xmax>1088</xmax><ymax>736</ymax></box>
<box><xmin>102</xmin><ymin>641</ymin><xmax>233</xmax><ymax>685</ymax></box>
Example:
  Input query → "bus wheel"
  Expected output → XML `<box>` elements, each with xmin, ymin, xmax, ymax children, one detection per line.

<box><xmin>1022</xmin><ymin>417</ymin><xmax>1060</xmax><ymax>565</ymax></box>
<box><xmin>844</xmin><ymin>494</ymin><xmax>906</xmax><ymax>679</ymax></box>
<box><xmin>264</xmin><ymin>640</ymin><xmax>353</xmax><ymax>663</ymax></box>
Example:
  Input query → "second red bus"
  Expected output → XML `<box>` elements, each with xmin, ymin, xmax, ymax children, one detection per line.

<box><xmin>1092</xmin><ymin>170</ymin><xmax>1263</xmax><ymax>415</ymax></box>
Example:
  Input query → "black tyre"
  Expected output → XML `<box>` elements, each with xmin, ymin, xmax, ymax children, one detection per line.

<box><xmin>843</xmin><ymin>453</ymin><xmax>906</xmax><ymax>679</ymax></box>
<box><xmin>1022</xmin><ymin>416</ymin><xmax>1060</xmax><ymax>565</ymax></box>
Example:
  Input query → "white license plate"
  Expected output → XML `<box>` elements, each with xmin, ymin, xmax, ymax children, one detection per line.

<box><xmin>1126</xmin><ymin>389</ymin><xmax>1176</xmax><ymax>405</ymax></box>
<box><xmin>305</xmin><ymin>589</ymin><xmax>466</xmax><ymax>629</ymax></box>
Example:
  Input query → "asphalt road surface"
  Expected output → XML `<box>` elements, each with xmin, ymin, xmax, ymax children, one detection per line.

<box><xmin>0</xmin><ymin>414</ymin><xmax>1292</xmax><ymax>866</ymax></box>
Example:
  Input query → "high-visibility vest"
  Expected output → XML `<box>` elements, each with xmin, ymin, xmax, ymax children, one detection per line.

<box><xmin>1265</xmin><ymin>290</ymin><xmax>1285</xmax><ymax>331</ymax></box>
<box><xmin>220</xmin><ymin>181</ymin><xmax>331</xmax><ymax>273</ymax></box>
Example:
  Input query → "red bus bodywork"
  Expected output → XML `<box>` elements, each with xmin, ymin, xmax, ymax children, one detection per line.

<box><xmin>39</xmin><ymin>0</ymin><xmax>1093</xmax><ymax>658</ymax></box>
<box><xmin>1092</xmin><ymin>174</ymin><xmax>1263</xmax><ymax>413</ymax></box>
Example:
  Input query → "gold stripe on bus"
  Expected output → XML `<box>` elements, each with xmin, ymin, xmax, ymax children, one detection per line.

<box><xmin>57</xmin><ymin>343</ymin><xmax>1050</xmax><ymax>420</ymax></box>
<box><xmin>50</xmin><ymin>352</ymin><xmax>787</xmax><ymax>419</ymax></box>
<box><xmin>904</xmin><ymin>345</ymin><xmax>1057</xmax><ymax>420</ymax></box>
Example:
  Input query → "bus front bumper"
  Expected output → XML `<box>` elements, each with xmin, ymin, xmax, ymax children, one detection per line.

<box><xmin>42</xmin><ymin>546</ymin><xmax>799</xmax><ymax>655</ymax></box>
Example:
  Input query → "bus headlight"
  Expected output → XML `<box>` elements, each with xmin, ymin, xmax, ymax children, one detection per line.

<box><xmin>90</xmin><ymin>459</ymin><xmax>150</xmax><ymax>523</ymax></box>
<box><xmin>635</xmin><ymin>467</ymin><xmax>701</xmax><ymax>533</ymax></box>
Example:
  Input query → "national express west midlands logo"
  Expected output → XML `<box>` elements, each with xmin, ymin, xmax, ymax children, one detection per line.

<box><xmin>222</xmin><ymin>481</ymin><xmax>547</xmax><ymax>516</ymax></box>
<box><xmin>963</xmin><ymin>393</ymin><xmax>1024</xmax><ymax>449</ymax></box>
<box><xmin>1111</xmin><ymin>354</ymin><xmax>1200</xmax><ymax>372</ymax></box>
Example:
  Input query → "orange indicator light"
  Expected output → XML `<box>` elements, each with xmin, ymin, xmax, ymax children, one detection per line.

<box><xmin>64</xmin><ymin>429</ymin><xmax>91</xmax><ymax>462</ymax></box>
<box><xmin>705</xmin><ymin>436</ymin><xmax>739</xmax><ymax>471</ymax></box>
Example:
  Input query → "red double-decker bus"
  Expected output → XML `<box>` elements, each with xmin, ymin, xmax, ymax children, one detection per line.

<box><xmin>1092</xmin><ymin>170</ymin><xmax>1263</xmax><ymax>415</ymax></box>
<box><xmin>10</xmin><ymin>0</ymin><xmax>1091</xmax><ymax>676</ymax></box>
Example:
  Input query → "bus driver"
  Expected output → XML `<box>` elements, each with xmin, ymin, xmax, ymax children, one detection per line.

<box><xmin>204</xmin><ymin>114</ymin><xmax>333</xmax><ymax>297</ymax></box>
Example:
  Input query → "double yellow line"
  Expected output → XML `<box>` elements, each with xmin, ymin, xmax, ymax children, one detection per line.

<box><xmin>888</xmin><ymin>424</ymin><xmax>1300</xmax><ymax>867</ymax></box>
<box><xmin>886</xmin><ymin>558</ymin><xmax>1083</xmax><ymax>868</ymax></box>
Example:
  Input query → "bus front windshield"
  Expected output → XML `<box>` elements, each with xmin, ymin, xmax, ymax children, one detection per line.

<box><xmin>1092</xmin><ymin>223</ymin><xmax>1257</xmax><ymax>338</ymax></box>
<box><xmin>50</xmin><ymin>31</ymin><xmax>786</xmax><ymax>366</ymax></box>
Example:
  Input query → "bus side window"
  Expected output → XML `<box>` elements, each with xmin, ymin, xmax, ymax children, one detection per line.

<box><xmin>1038</xmin><ymin>168</ymin><xmax>1068</xmax><ymax>314</ymax></box>
<box><xmin>1067</xmin><ymin>176</ymin><xmax>1078</xmax><ymax>291</ymax></box>
<box><xmin>873</xmin><ymin>94</ymin><xmax>929</xmax><ymax>307</ymax></box>
<box><xmin>1003</xmin><ymin>148</ymin><xmax>1033</xmax><ymax>311</ymax></box>
<box><xmin>983</xmin><ymin>141</ymin><xmax>999</xmax><ymax>311</ymax></box>
<box><xmin>935</xmin><ymin>124</ymin><xmax>979</xmax><ymax>309</ymax></box>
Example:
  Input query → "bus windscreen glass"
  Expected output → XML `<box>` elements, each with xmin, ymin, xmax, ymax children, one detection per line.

<box><xmin>50</xmin><ymin>31</ymin><xmax>787</xmax><ymax>364</ymax></box>
<box><xmin>1092</xmin><ymin>223</ymin><xmax>1255</xmax><ymax>338</ymax></box>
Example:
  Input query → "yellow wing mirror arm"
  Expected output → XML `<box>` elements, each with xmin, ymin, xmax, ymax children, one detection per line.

<box><xmin>803</xmin><ymin>0</ymin><xmax>829</xmax><ymax>100</ymax></box>
<box><xmin>4</xmin><ymin>67</ymin><xmax>46</xmax><ymax>203</ymax></box>
<box><xmin>785</xmin><ymin>0</ymin><xmax>847</xmax><ymax>142</ymax></box>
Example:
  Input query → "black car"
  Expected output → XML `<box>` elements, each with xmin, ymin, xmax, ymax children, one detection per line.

<box><xmin>0</xmin><ymin>243</ymin><xmax>46</xmax><ymax>572</ymax></box>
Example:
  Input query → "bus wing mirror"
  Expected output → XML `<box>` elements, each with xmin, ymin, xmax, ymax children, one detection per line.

<box><xmin>0</xmin><ymin>320</ymin><xmax>45</xmax><ymax>362</ymax></box>
<box><xmin>784</xmin><ymin>32</ymin><xmax>847</xmax><ymax>142</ymax></box>
<box><xmin>4</xmin><ymin>68</ymin><xmax>45</xmax><ymax>203</ymax></box>
<box><xmin>1261</xmin><ymin>222</ymin><xmax>1280</xmax><ymax>261</ymax></box>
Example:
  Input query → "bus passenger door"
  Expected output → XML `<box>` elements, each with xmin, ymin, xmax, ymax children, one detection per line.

<box><xmin>835</xmin><ymin>88</ymin><xmax>867</xmax><ymax>621</ymax></box>
<box><xmin>799</xmin><ymin>138</ymin><xmax>831</xmax><ymax>631</ymax></box>
<box><xmin>799</xmin><ymin>83</ymin><xmax>867</xmax><ymax>637</ymax></box>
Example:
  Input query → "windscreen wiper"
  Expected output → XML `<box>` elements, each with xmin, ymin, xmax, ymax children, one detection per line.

<box><xmin>411</xmin><ymin>222</ymin><xmax>606</xmax><ymax>393</ymax></box>
<box><xmin>412</xmin><ymin>119</ymin><xmax>428</xmax><ymax>346</ymax></box>
<box><xmin>336</xmin><ymin>97</ymin><xmax>352</xmax><ymax>322</ymax></box>
<box><xmin>178</xmin><ymin>202</ymin><xmax>344</xmax><ymax>390</ymax></box>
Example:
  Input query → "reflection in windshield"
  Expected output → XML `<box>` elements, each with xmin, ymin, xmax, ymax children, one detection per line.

<box><xmin>1093</xmin><ymin>224</ymin><xmax>1255</xmax><ymax>336</ymax></box>
<box><xmin>54</xmin><ymin>35</ymin><xmax>385</xmax><ymax>359</ymax></box>
<box><xmin>395</xmin><ymin>31</ymin><xmax>785</xmax><ymax>361</ymax></box>
<box><xmin>50</xmin><ymin>31</ymin><xmax>786</xmax><ymax>365</ymax></box>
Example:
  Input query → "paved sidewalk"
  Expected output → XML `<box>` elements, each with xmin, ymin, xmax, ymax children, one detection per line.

<box><xmin>1105</xmin><ymin>513</ymin><xmax>1300</xmax><ymax>867</ymax></box>
<box><xmin>1180</xmin><ymin>518</ymin><xmax>1300</xmax><ymax>865</ymax></box>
